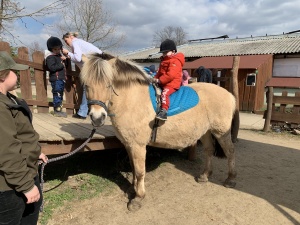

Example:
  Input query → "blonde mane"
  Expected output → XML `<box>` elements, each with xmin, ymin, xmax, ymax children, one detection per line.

<box><xmin>81</xmin><ymin>53</ymin><xmax>151</xmax><ymax>89</ymax></box>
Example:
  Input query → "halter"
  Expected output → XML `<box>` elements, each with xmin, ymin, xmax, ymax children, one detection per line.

<box><xmin>87</xmin><ymin>99</ymin><xmax>108</xmax><ymax>112</ymax></box>
<box><xmin>87</xmin><ymin>84</ymin><xmax>118</xmax><ymax>114</ymax></box>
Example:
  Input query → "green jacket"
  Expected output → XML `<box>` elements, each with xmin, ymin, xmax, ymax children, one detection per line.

<box><xmin>0</xmin><ymin>92</ymin><xmax>41</xmax><ymax>193</ymax></box>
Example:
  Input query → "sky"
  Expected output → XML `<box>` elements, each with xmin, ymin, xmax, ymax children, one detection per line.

<box><xmin>7</xmin><ymin>0</ymin><xmax>300</xmax><ymax>54</ymax></box>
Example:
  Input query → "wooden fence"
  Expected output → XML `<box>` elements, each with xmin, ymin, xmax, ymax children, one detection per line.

<box><xmin>263</xmin><ymin>87</ymin><xmax>300</xmax><ymax>131</ymax></box>
<box><xmin>0</xmin><ymin>41</ymin><xmax>81</xmax><ymax>115</ymax></box>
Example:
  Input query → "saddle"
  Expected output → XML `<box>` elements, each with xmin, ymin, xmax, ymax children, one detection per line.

<box><xmin>149</xmin><ymin>84</ymin><xmax>199</xmax><ymax>116</ymax></box>
<box><xmin>149</xmin><ymin>84</ymin><xmax>200</xmax><ymax>142</ymax></box>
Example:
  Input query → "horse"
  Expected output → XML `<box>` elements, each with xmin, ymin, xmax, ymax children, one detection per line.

<box><xmin>80</xmin><ymin>53</ymin><xmax>238</xmax><ymax>211</ymax></box>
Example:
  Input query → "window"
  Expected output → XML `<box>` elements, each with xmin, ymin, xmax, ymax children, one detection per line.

<box><xmin>246</xmin><ymin>73</ymin><xmax>256</xmax><ymax>86</ymax></box>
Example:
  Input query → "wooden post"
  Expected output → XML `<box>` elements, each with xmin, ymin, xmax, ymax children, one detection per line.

<box><xmin>231</xmin><ymin>56</ymin><xmax>240</xmax><ymax>143</ymax></box>
<box><xmin>18</xmin><ymin>47</ymin><xmax>33</xmax><ymax>111</ymax></box>
<box><xmin>65</xmin><ymin>58</ymin><xmax>77</xmax><ymax>115</ymax></box>
<box><xmin>32</xmin><ymin>51</ymin><xmax>48</xmax><ymax>113</ymax></box>
<box><xmin>263</xmin><ymin>87</ymin><xmax>273</xmax><ymax>132</ymax></box>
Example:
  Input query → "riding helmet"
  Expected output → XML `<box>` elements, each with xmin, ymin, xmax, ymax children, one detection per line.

<box><xmin>47</xmin><ymin>36</ymin><xmax>63</xmax><ymax>51</ymax></box>
<box><xmin>159</xmin><ymin>39</ymin><xmax>177</xmax><ymax>53</ymax></box>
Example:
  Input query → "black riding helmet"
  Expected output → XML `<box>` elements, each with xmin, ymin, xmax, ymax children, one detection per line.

<box><xmin>159</xmin><ymin>39</ymin><xmax>177</xmax><ymax>53</ymax></box>
<box><xmin>47</xmin><ymin>36</ymin><xmax>63</xmax><ymax>51</ymax></box>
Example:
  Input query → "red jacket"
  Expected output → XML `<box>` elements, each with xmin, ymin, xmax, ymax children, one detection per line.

<box><xmin>155</xmin><ymin>52</ymin><xmax>185</xmax><ymax>89</ymax></box>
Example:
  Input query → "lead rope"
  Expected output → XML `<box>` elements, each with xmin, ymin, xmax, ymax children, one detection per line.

<box><xmin>39</xmin><ymin>128</ymin><xmax>96</xmax><ymax>212</ymax></box>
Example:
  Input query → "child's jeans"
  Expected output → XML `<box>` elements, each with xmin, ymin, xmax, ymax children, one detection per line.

<box><xmin>51</xmin><ymin>79</ymin><xmax>65</xmax><ymax>108</ymax></box>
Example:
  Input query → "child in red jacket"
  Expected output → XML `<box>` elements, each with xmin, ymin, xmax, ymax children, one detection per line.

<box><xmin>154</xmin><ymin>39</ymin><xmax>185</xmax><ymax>120</ymax></box>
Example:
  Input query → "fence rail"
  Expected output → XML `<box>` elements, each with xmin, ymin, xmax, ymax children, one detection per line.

<box><xmin>263</xmin><ymin>87</ymin><xmax>300</xmax><ymax>131</ymax></box>
<box><xmin>0</xmin><ymin>41</ymin><xmax>81</xmax><ymax>115</ymax></box>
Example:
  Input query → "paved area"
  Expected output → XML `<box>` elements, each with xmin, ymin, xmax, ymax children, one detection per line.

<box><xmin>239</xmin><ymin>112</ymin><xmax>265</xmax><ymax>130</ymax></box>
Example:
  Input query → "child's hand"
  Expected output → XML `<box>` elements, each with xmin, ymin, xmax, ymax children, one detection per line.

<box><xmin>24</xmin><ymin>185</ymin><xmax>40</xmax><ymax>204</ymax></box>
<box><xmin>62</xmin><ymin>48</ymin><xmax>69</xmax><ymax>55</ymax></box>
<box><xmin>149</xmin><ymin>77</ymin><xmax>159</xmax><ymax>84</ymax></box>
<box><xmin>61</xmin><ymin>55</ymin><xmax>67</xmax><ymax>61</ymax></box>
<box><xmin>39</xmin><ymin>153</ymin><xmax>48</xmax><ymax>164</ymax></box>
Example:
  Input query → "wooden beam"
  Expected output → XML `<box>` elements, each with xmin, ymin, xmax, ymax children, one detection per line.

<box><xmin>14</xmin><ymin>57</ymin><xmax>44</xmax><ymax>71</ymax></box>
<box><xmin>271</xmin><ymin>112</ymin><xmax>300</xmax><ymax>124</ymax></box>
<box><xmin>272</xmin><ymin>96</ymin><xmax>300</xmax><ymax>105</ymax></box>
<box><xmin>231</xmin><ymin>56</ymin><xmax>240</xmax><ymax>142</ymax></box>
<box><xmin>40</xmin><ymin>138</ymin><xmax>124</xmax><ymax>155</ymax></box>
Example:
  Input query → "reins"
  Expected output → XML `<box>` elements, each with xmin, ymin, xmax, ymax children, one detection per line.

<box><xmin>39</xmin><ymin>128</ymin><xmax>96</xmax><ymax>211</ymax></box>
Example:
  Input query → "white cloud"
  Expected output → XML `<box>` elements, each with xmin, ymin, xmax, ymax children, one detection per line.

<box><xmin>6</xmin><ymin>0</ymin><xmax>300</xmax><ymax>53</ymax></box>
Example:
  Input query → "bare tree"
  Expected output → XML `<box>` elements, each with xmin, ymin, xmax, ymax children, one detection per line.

<box><xmin>28</xmin><ymin>41</ymin><xmax>44</xmax><ymax>58</ymax></box>
<box><xmin>0</xmin><ymin>0</ymin><xmax>66</xmax><ymax>35</ymax></box>
<box><xmin>56</xmin><ymin>0</ymin><xmax>125</xmax><ymax>51</ymax></box>
<box><xmin>153</xmin><ymin>26</ymin><xmax>188</xmax><ymax>47</ymax></box>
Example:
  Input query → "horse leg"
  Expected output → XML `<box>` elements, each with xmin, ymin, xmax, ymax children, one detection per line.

<box><xmin>197</xmin><ymin>131</ymin><xmax>214</xmax><ymax>183</ymax></box>
<box><xmin>124</xmin><ymin>147</ymin><xmax>136</xmax><ymax>198</ymax></box>
<box><xmin>187</xmin><ymin>142</ymin><xmax>197</xmax><ymax>161</ymax></box>
<box><xmin>126</xmin><ymin>145</ymin><xmax>147</xmax><ymax>211</ymax></box>
<box><xmin>216</xmin><ymin>133</ymin><xmax>237</xmax><ymax>188</ymax></box>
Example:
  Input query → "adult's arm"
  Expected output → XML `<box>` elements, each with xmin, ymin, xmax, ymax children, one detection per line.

<box><xmin>67</xmin><ymin>41</ymin><xmax>83</xmax><ymax>63</ymax></box>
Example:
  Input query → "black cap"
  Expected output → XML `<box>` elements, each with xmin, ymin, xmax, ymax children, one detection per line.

<box><xmin>159</xmin><ymin>39</ymin><xmax>177</xmax><ymax>53</ymax></box>
<box><xmin>47</xmin><ymin>36</ymin><xmax>63</xmax><ymax>51</ymax></box>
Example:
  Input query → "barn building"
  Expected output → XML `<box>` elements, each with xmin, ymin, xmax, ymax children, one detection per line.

<box><xmin>121</xmin><ymin>33</ymin><xmax>300</xmax><ymax>113</ymax></box>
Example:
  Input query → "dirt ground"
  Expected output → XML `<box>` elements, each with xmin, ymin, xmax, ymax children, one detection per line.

<box><xmin>45</xmin><ymin>129</ymin><xmax>300</xmax><ymax>225</ymax></box>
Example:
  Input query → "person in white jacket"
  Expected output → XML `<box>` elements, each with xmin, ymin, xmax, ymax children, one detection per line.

<box><xmin>62</xmin><ymin>32</ymin><xmax>102</xmax><ymax>119</ymax></box>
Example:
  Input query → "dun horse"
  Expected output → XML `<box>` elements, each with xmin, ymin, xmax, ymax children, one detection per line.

<box><xmin>81</xmin><ymin>53</ymin><xmax>238</xmax><ymax>211</ymax></box>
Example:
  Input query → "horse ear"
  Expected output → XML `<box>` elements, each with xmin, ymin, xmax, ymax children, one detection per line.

<box><xmin>82</xmin><ymin>54</ymin><xmax>88</xmax><ymax>63</ymax></box>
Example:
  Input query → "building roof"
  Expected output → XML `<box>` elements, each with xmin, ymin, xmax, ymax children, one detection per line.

<box><xmin>122</xmin><ymin>34</ymin><xmax>300</xmax><ymax>60</ymax></box>
<box><xmin>266</xmin><ymin>77</ymin><xmax>300</xmax><ymax>88</ymax></box>
<box><xmin>183</xmin><ymin>54</ymin><xmax>273</xmax><ymax>69</ymax></box>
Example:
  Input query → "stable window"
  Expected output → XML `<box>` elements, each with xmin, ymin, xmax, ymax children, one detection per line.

<box><xmin>246</xmin><ymin>73</ymin><xmax>256</xmax><ymax>86</ymax></box>
<box><xmin>273</xmin><ymin>58</ymin><xmax>300</xmax><ymax>77</ymax></box>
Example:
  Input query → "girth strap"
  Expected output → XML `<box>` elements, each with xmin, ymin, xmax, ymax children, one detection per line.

<box><xmin>151</xmin><ymin>83</ymin><xmax>161</xmax><ymax>142</ymax></box>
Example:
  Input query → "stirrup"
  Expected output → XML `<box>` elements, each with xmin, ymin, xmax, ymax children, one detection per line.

<box><xmin>156</xmin><ymin>109</ymin><xmax>167</xmax><ymax>121</ymax></box>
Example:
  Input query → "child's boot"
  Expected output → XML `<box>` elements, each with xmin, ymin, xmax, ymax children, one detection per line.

<box><xmin>53</xmin><ymin>106</ymin><xmax>67</xmax><ymax>118</ymax></box>
<box><xmin>156</xmin><ymin>108</ymin><xmax>168</xmax><ymax>121</ymax></box>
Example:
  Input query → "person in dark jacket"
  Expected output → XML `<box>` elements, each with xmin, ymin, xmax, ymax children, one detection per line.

<box><xmin>45</xmin><ymin>36</ymin><xmax>67</xmax><ymax>117</ymax></box>
<box><xmin>0</xmin><ymin>51</ymin><xmax>48</xmax><ymax>225</ymax></box>
<box><xmin>195</xmin><ymin>66</ymin><xmax>212</xmax><ymax>83</ymax></box>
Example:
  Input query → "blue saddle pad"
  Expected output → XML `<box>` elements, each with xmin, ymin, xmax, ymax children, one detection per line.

<box><xmin>149</xmin><ymin>85</ymin><xmax>200</xmax><ymax>116</ymax></box>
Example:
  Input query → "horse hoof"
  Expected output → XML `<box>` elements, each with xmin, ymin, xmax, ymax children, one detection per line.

<box><xmin>196</xmin><ymin>175</ymin><xmax>208</xmax><ymax>183</ymax></box>
<box><xmin>223</xmin><ymin>179</ymin><xmax>236</xmax><ymax>188</ymax></box>
<box><xmin>126</xmin><ymin>186</ymin><xmax>136</xmax><ymax>199</ymax></box>
<box><xmin>127</xmin><ymin>199</ymin><xmax>142</xmax><ymax>211</ymax></box>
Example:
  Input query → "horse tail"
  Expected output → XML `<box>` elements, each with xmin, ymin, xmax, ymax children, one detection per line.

<box><xmin>213</xmin><ymin>136</ymin><xmax>227</xmax><ymax>158</ymax></box>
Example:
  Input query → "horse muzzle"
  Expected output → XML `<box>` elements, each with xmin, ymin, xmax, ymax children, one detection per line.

<box><xmin>88</xmin><ymin>100</ymin><xmax>108</xmax><ymax>127</ymax></box>
<box><xmin>90</xmin><ymin>112</ymin><xmax>107</xmax><ymax>127</ymax></box>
